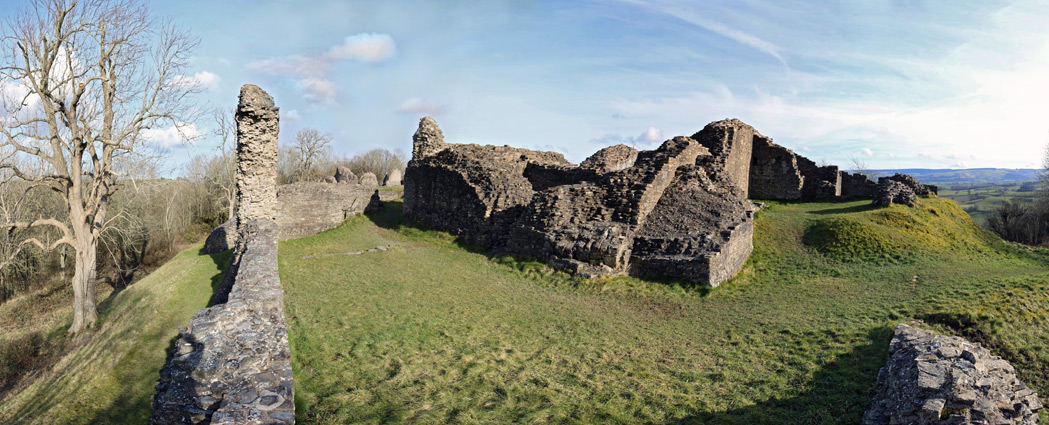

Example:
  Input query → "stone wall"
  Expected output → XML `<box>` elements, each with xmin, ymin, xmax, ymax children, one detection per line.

<box><xmin>864</xmin><ymin>324</ymin><xmax>1041</xmax><ymax>424</ymax></box>
<box><xmin>693</xmin><ymin>119</ymin><xmax>755</xmax><ymax>197</ymax></box>
<box><xmin>404</xmin><ymin>119</ymin><xmax>756</xmax><ymax>287</ymax></box>
<box><xmin>152</xmin><ymin>85</ymin><xmax>294</xmax><ymax>425</ymax></box>
<box><xmin>841</xmin><ymin>171</ymin><xmax>877</xmax><ymax>199</ymax></box>
<box><xmin>748</xmin><ymin>135</ymin><xmax>804</xmax><ymax>200</ymax></box>
<box><xmin>276</xmin><ymin>182</ymin><xmax>384</xmax><ymax>240</ymax></box>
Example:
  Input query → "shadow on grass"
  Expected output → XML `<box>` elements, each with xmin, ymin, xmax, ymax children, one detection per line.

<box><xmin>79</xmin><ymin>250</ymin><xmax>230</xmax><ymax>425</ymax></box>
<box><xmin>807</xmin><ymin>203</ymin><xmax>879</xmax><ymax>216</ymax></box>
<box><xmin>675</xmin><ymin>326</ymin><xmax>892</xmax><ymax>425</ymax></box>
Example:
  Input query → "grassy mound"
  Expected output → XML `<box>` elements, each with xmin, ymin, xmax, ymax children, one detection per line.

<box><xmin>281</xmin><ymin>199</ymin><xmax>1049</xmax><ymax>424</ymax></box>
<box><xmin>0</xmin><ymin>246</ymin><xmax>229</xmax><ymax>425</ymax></box>
<box><xmin>804</xmin><ymin>197</ymin><xmax>997</xmax><ymax>261</ymax></box>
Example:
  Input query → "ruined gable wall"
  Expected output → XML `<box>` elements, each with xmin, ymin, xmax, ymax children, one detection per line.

<box><xmin>152</xmin><ymin>85</ymin><xmax>294</xmax><ymax>425</ymax></box>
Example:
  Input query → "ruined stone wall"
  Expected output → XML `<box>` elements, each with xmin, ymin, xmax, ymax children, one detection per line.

<box><xmin>405</xmin><ymin>118</ymin><xmax>755</xmax><ymax>287</ymax></box>
<box><xmin>841</xmin><ymin>171</ymin><xmax>877</xmax><ymax>199</ymax></box>
<box><xmin>864</xmin><ymin>324</ymin><xmax>1041</xmax><ymax>424</ymax></box>
<box><xmin>152</xmin><ymin>85</ymin><xmax>294</xmax><ymax>425</ymax></box>
<box><xmin>748</xmin><ymin>135</ymin><xmax>803</xmax><ymax>200</ymax></box>
<box><xmin>276</xmin><ymin>182</ymin><xmax>383</xmax><ymax>240</ymax></box>
<box><xmin>693</xmin><ymin>119</ymin><xmax>755</xmax><ymax>197</ymax></box>
<box><xmin>404</xmin><ymin>142</ymin><xmax>573</xmax><ymax>248</ymax></box>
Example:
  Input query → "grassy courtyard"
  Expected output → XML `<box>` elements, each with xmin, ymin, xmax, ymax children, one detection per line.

<box><xmin>280</xmin><ymin>198</ymin><xmax>1049</xmax><ymax>424</ymax></box>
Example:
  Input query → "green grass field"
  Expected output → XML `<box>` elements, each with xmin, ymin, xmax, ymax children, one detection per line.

<box><xmin>0</xmin><ymin>246</ymin><xmax>230</xmax><ymax>425</ymax></box>
<box><xmin>2</xmin><ymin>195</ymin><xmax>1046</xmax><ymax>424</ymax></box>
<box><xmin>280</xmin><ymin>198</ymin><xmax>1049</xmax><ymax>424</ymax></box>
<box><xmin>938</xmin><ymin>182</ymin><xmax>1040</xmax><ymax>224</ymax></box>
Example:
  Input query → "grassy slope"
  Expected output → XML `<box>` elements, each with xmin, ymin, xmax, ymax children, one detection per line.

<box><xmin>281</xmin><ymin>198</ymin><xmax>1049</xmax><ymax>424</ymax></box>
<box><xmin>0</xmin><ymin>245</ymin><xmax>229</xmax><ymax>425</ymax></box>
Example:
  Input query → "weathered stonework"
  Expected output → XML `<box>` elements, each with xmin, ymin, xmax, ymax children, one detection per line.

<box><xmin>693</xmin><ymin>119</ymin><xmax>755</xmax><ymax>197</ymax></box>
<box><xmin>864</xmin><ymin>324</ymin><xmax>1042</xmax><ymax>424</ymax></box>
<box><xmin>748</xmin><ymin>135</ymin><xmax>804</xmax><ymax>200</ymax></box>
<box><xmin>152</xmin><ymin>85</ymin><xmax>294</xmax><ymax>425</ymax></box>
<box><xmin>383</xmin><ymin>169</ymin><xmax>402</xmax><ymax>186</ymax></box>
<box><xmin>580</xmin><ymin>144</ymin><xmax>638</xmax><ymax>173</ymax></box>
<box><xmin>359</xmin><ymin>172</ymin><xmax>378</xmax><ymax>186</ymax></box>
<box><xmin>405</xmin><ymin>119</ymin><xmax>755</xmax><ymax>287</ymax></box>
<box><xmin>873</xmin><ymin>180</ymin><xmax>917</xmax><ymax>207</ymax></box>
<box><xmin>276</xmin><ymin>182</ymin><xmax>385</xmax><ymax>240</ymax></box>
<box><xmin>411</xmin><ymin>116</ymin><xmax>445</xmax><ymax>160</ymax></box>
<box><xmin>881</xmin><ymin>173</ymin><xmax>937</xmax><ymax>196</ymax></box>
<box><xmin>841</xmin><ymin>171</ymin><xmax>878</xmax><ymax>199</ymax></box>
<box><xmin>202</xmin><ymin>220</ymin><xmax>234</xmax><ymax>254</ymax></box>
<box><xmin>334</xmin><ymin>166</ymin><xmax>356</xmax><ymax>184</ymax></box>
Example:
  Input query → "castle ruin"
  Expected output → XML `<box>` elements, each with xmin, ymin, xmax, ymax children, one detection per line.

<box><xmin>404</xmin><ymin>117</ymin><xmax>907</xmax><ymax>287</ymax></box>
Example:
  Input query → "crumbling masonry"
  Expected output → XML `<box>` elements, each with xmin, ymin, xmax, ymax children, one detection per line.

<box><xmin>152</xmin><ymin>85</ymin><xmax>294</xmax><ymax>425</ymax></box>
<box><xmin>405</xmin><ymin>117</ymin><xmax>916</xmax><ymax>287</ymax></box>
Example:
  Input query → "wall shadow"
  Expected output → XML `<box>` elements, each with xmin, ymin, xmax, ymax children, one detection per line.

<box><xmin>672</xmin><ymin>326</ymin><xmax>892</xmax><ymax>425</ymax></box>
<box><xmin>807</xmin><ymin>203</ymin><xmax>879</xmax><ymax>216</ymax></box>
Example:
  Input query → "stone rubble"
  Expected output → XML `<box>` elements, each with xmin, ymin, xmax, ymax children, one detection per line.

<box><xmin>873</xmin><ymin>180</ymin><xmax>918</xmax><ymax>207</ymax></box>
<box><xmin>359</xmin><ymin>172</ymin><xmax>378</xmax><ymax>186</ymax></box>
<box><xmin>334</xmin><ymin>166</ymin><xmax>356</xmax><ymax>184</ymax></box>
<box><xmin>864</xmin><ymin>324</ymin><xmax>1042</xmax><ymax>425</ymax></box>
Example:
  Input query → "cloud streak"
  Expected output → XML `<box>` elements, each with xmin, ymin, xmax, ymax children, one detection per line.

<box><xmin>247</xmin><ymin>33</ymin><xmax>397</xmax><ymax>104</ymax></box>
<box><xmin>396</xmin><ymin>98</ymin><xmax>446</xmax><ymax>116</ymax></box>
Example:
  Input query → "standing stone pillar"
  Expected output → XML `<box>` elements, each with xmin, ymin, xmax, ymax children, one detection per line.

<box><xmin>234</xmin><ymin>84</ymin><xmax>279</xmax><ymax>235</ymax></box>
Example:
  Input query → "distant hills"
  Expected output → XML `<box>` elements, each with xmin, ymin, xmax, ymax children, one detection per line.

<box><xmin>868</xmin><ymin>168</ymin><xmax>1040</xmax><ymax>185</ymax></box>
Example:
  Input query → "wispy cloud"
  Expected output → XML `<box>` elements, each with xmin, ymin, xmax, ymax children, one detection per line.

<box><xmin>247</xmin><ymin>33</ymin><xmax>397</xmax><ymax>104</ymax></box>
<box><xmin>396</xmin><ymin>98</ymin><xmax>446</xmax><ymax>116</ymax></box>
<box><xmin>171</xmin><ymin>71</ymin><xmax>222</xmax><ymax>92</ymax></box>
<box><xmin>141</xmin><ymin>123</ymin><xmax>200</xmax><ymax>149</ymax></box>
<box><xmin>616</xmin><ymin>0</ymin><xmax>787</xmax><ymax>65</ymax></box>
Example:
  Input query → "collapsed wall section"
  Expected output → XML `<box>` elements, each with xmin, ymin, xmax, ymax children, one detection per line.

<box><xmin>152</xmin><ymin>85</ymin><xmax>294</xmax><ymax>425</ymax></box>
<box><xmin>748</xmin><ymin>135</ymin><xmax>804</xmax><ymax>200</ymax></box>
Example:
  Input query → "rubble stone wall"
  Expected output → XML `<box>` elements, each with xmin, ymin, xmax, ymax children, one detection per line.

<box><xmin>405</xmin><ymin>119</ymin><xmax>755</xmax><ymax>287</ymax></box>
<box><xmin>693</xmin><ymin>119</ymin><xmax>755</xmax><ymax>197</ymax></box>
<box><xmin>276</xmin><ymin>182</ymin><xmax>383</xmax><ymax>240</ymax></box>
<box><xmin>748</xmin><ymin>135</ymin><xmax>804</xmax><ymax>200</ymax></box>
<box><xmin>864</xmin><ymin>324</ymin><xmax>1042</xmax><ymax>425</ymax></box>
<box><xmin>152</xmin><ymin>85</ymin><xmax>294</xmax><ymax>425</ymax></box>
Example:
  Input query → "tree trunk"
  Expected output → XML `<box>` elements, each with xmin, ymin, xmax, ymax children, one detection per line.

<box><xmin>69</xmin><ymin>227</ymin><xmax>98</xmax><ymax>333</ymax></box>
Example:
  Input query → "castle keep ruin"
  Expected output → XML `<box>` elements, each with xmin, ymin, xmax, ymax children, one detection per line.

<box><xmin>405</xmin><ymin>117</ymin><xmax>904</xmax><ymax>287</ymax></box>
<box><xmin>152</xmin><ymin>85</ymin><xmax>294</xmax><ymax>425</ymax></box>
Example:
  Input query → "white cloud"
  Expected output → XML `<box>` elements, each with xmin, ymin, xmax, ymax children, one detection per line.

<box><xmin>247</xmin><ymin>33</ymin><xmax>396</xmax><ymax>105</ymax></box>
<box><xmin>861</xmin><ymin>148</ymin><xmax>874</xmax><ymax>157</ymax></box>
<box><xmin>141</xmin><ymin>123</ymin><xmax>200</xmax><ymax>148</ymax></box>
<box><xmin>298</xmin><ymin>78</ymin><xmax>338</xmax><ymax>104</ymax></box>
<box><xmin>284</xmin><ymin>109</ymin><xmax>302</xmax><ymax>122</ymax></box>
<box><xmin>171</xmin><ymin>71</ymin><xmax>222</xmax><ymax>92</ymax></box>
<box><xmin>396</xmin><ymin>98</ymin><xmax>446</xmax><ymax>115</ymax></box>
<box><xmin>639</xmin><ymin>126</ymin><xmax>663</xmax><ymax>143</ymax></box>
<box><xmin>325</xmin><ymin>33</ymin><xmax>397</xmax><ymax>63</ymax></box>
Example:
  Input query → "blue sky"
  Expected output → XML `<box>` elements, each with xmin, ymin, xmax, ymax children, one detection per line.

<box><xmin>6</xmin><ymin>0</ymin><xmax>1049</xmax><ymax>171</ymax></box>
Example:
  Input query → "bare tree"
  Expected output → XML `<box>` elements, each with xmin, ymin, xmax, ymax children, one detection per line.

<box><xmin>0</xmin><ymin>0</ymin><xmax>198</xmax><ymax>333</ymax></box>
<box><xmin>210</xmin><ymin>108</ymin><xmax>236</xmax><ymax>219</ymax></box>
<box><xmin>849</xmin><ymin>156</ymin><xmax>878</xmax><ymax>180</ymax></box>
<box><xmin>292</xmin><ymin>127</ymin><xmax>332</xmax><ymax>182</ymax></box>
<box><xmin>341</xmin><ymin>148</ymin><xmax>406</xmax><ymax>181</ymax></box>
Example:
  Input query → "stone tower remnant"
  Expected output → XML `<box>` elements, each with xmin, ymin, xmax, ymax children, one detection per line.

<box><xmin>152</xmin><ymin>85</ymin><xmax>294</xmax><ymax>425</ymax></box>
<box><xmin>411</xmin><ymin>116</ymin><xmax>445</xmax><ymax>160</ymax></box>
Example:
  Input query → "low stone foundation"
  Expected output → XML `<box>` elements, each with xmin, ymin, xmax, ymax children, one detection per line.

<box><xmin>152</xmin><ymin>219</ymin><xmax>294</xmax><ymax>425</ymax></box>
